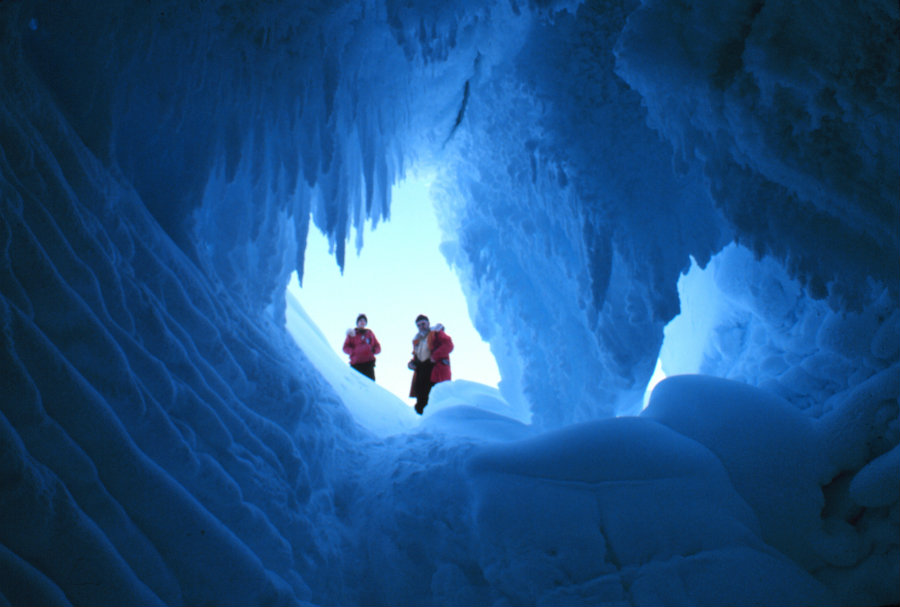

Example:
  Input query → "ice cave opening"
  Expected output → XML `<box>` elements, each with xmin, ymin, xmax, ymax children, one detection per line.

<box><xmin>286</xmin><ymin>172</ymin><xmax>502</xmax><ymax>406</ymax></box>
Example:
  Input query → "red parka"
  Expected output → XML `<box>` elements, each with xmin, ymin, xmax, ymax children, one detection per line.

<box><xmin>343</xmin><ymin>328</ymin><xmax>381</xmax><ymax>365</ymax></box>
<box><xmin>428</xmin><ymin>327</ymin><xmax>454</xmax><ymax>383</ymax></box>
<box><xmin>409</xmin><ymin>325</ymin><xmax>453</xmax><ymax>396</ymax></box>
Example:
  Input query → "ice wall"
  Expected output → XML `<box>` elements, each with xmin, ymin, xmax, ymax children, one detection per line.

<box><xmin>433</xmin><ymin>0</ymin><xmax>898</xmax><ymax>424</ymax></box>
<box><xmin>1</xmin><ymin>2</ymin><xmax>403</xmax><ymax>603</ymax></box>
<box><xmin>615</xmin><ymin>0</ymin><xmax>899</xmax><ymax>304</ymax></box>
<box><xmin>432</xmin><ymin>0</ymin><xmax>730</xmax><ymax>424</ymax></box>
<box><xmin>13</xmin><ymin>0</ymin><xmax>895</xmax><ymax>426</ymax></box>
<box><xmin>0</xmin><ymin>72</ymin><xmax>343</xmax><ymax>606</ymax></box>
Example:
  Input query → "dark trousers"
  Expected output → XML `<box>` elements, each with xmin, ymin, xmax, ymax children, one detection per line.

<box><xmin>413</xmin><ymin>359</ymin><xmax>435</xmax><ymax>413</ymax></box>
<box><xmin>351</xmin><ymin>360</ymin><xmax>375</xmax><ymax>380</ymax></box>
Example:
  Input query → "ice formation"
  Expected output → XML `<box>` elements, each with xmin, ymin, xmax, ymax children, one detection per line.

<box><xmin>0</xmin><ymin>0</ymin><xmax>897</xmax><ymax>605</ymax></box>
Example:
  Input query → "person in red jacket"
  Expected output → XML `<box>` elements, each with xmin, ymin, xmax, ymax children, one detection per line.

<box><xmin>343</xmin><ymin>314</ymin><xmax>381</xmax><ymax>380</ymax></box>
<box><xmin>407</xmin><ymin>314</ymin><xmax>453</xmax><ymax>414</ymax></box>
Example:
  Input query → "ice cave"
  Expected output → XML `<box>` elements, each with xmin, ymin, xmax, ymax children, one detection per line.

<box><xmin>0</xmin><ymin>0</ymin><xmax>897</xmax><ymax>605</ymax></box>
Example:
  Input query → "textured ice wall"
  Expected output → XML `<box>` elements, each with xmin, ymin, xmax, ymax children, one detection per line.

<box><xmin>434</xmin><ymin>0</ymin><xmax>898</xmax><ymax>425</ymax></box>
<box><xmin>14</xmin><ymin>0</ymin><xmax>539</xmax><ymax>320</ymax></box>
<box><xmin>1</xmin><ymin>2</ymin><xmax>400</xmax><ymax>603</ymax></box>
<box><xmin>616</xmin><ymin>0</ymin><xmax>899</xmax><ymax>303</ymax></box>
<box><xmin>433</xmin><ymin>1</ymin><xmax>730</xmax><ymax>425</ymax></box>
<box><xmin>0</xmin><ymin>47</ymin><xmax>353</xmax><ymax>606</ymax></box>
<box><xmin>17</xmin><ymin>0</ymin><xmax>406</xmax><ymax>318</ymax></box>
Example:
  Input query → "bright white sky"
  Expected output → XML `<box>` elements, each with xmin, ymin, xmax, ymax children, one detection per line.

<box><xmin>288</xmin><ymin>173</ymin><xmax>501</xmax><ymax>403</ymax></box>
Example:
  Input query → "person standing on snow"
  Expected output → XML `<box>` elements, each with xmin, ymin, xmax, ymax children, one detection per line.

<box><xmin>343</xmin><ymin>314</ymin><xmax>381</xmax><ymax>380</ymax></box>
<box><xmin>407</xmin><ymin>314</ymin><xmax>453</xmax><ymax>414</ymax></box>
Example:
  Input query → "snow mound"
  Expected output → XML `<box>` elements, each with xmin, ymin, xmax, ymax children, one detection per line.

<box><xmin>466</xmin><ymin>416</ymin><xmax>834</xmax><ymax>606</ymax></box>
<box><xmin>643</xmin><ymin>374</ymin><xmax>827</xmax><ymax>568</ymax></box>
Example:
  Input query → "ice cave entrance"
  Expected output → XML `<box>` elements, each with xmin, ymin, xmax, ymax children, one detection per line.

<box><xmin>287</xmin><ymin>173</ymin><xmax>501</xmax><ymax>404</ymax></box>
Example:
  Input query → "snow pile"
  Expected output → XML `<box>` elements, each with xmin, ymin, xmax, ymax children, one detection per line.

<box><xmin>645</xmin><ymin>376</ymin><xmax>829</xmax><ymax>568</ymax></box>
<box><xmin>467</xmin><ymin>414</ymin><xmax>832</xmax><ymax>606</ymax></box>
<box><xmin>644</xmin><ymin>373</ymin><xmax>899</xmax><ymax>606</ymax></box>
<box><xmin>327</xmin><ymin>373</ymin><xmax>847</xmax><ymax>605</ymax></box>
<box><xmin>419</xmin><ymin>380</ymin><xmax>534</xmax><ymax>441</ymax></box>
